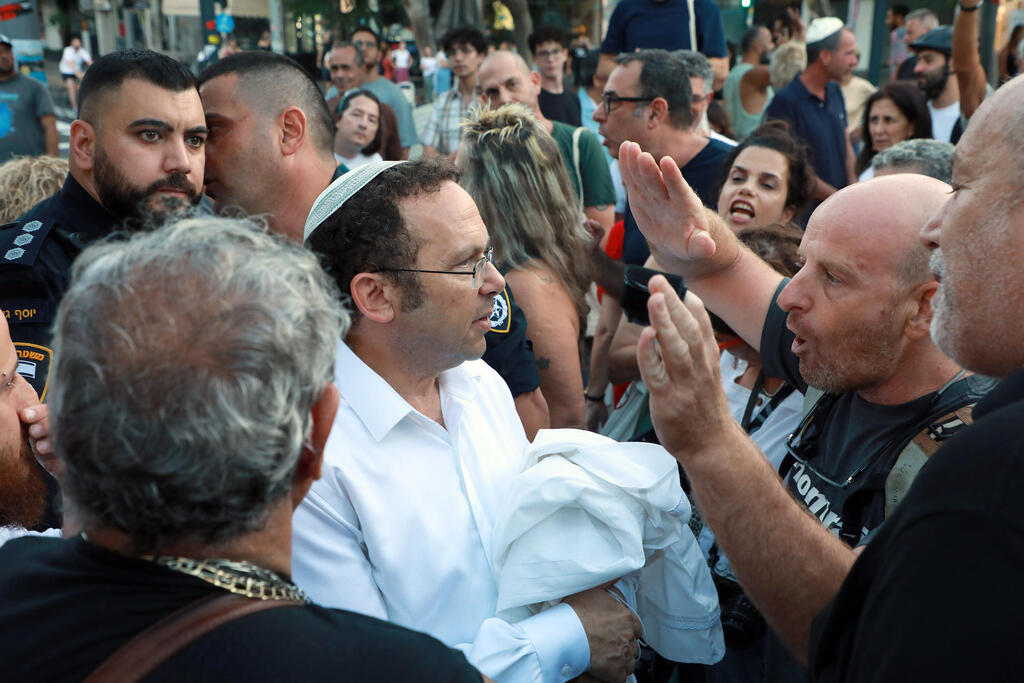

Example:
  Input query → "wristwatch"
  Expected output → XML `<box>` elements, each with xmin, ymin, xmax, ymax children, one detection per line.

<box><xmin>960</xmin><ymin>0</ymin><xmax>982</xmax><ymax>11</ymax></box>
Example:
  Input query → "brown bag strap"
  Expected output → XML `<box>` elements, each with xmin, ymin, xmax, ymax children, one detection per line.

<box><xmin>84</xmin><ymin>592</ymin><xmax>300</xmax><ymax>683</ymax></box>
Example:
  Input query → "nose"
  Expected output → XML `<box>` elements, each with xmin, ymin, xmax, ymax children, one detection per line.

<box><xmin>775</xmin><ymin>268</ymin><xmax>808</xmax><ymax>314</ymax></box>
<box><xmin>480</xmin><ymin>260</ymin><xmax>505</xmax><ymax>296</ymax></box>
<box><xmin>920</xmin><ymin>198</ymin><xmax>947</xmax><ymax>250</ymax></box>
<box><xmin>164</xmin><ymin>136</ymin><xmax>193</xmax><ymax>175</ymax></box>
<box><xmin>592</xmin><ymin>105</ymin><xmax>606</xmax><ymax>123</ymax></box>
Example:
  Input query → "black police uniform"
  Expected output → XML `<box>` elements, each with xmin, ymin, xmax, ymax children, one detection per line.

<box><xmin>483</xmin><ymin>283</ymin><xmax>542</xmax><ymax>398</ymax></box>
<box><xmin>0</xmin><ymin>174</ymin><xmax>117</xmax><ymax>400</ymax></box>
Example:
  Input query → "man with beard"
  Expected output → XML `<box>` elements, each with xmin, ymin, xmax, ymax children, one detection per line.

<box><xmin>910</xmin><ymin>27</ymin><xmax>964</xmax><ymax>143</ymax></box>
<box><xmin>621</xmin><ymin>76</ymin><xmax>1024</xmax><ymax>681</ymax></box>
<box><xmin>614</xmin><ymin>155</ymin><xmax>994</xmax><ymax>679</ymax></box>
<box><xmin>0</xmin><ymin>49</ymin><xmax>204</xmax><ymax>399</ymax></box>
<box><xmin>0</xmin><ymin>315</ymin><xmax>52</xmax><ymax>546</ymax></box>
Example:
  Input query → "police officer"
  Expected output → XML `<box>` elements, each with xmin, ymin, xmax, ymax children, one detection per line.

<box><xmin>0</xmin><ymin>49</ymin><xmax>205</xmax><ymax>399</ymax></box>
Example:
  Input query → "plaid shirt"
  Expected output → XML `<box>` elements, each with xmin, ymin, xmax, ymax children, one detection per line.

<box><xmin>422</xmin><ymin>88</ymin><xmax>478</xmax><ymax>155</ymax></box>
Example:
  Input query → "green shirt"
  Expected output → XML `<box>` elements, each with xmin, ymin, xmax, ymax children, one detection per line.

<box><xmin>550</xmin><ymin>120</ymin><xmax>617</xmax><ymax>209</ymax></box>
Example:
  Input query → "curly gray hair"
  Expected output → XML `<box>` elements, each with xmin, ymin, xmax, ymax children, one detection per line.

<box><xmin>50</xmin><ymin>216</ymin><xmax>348</xmax><ymax>553</ymax></box>
<box><xmin>872</xmin><ymin>138</ymin><xmax>955</xmax><ymax>184</ymax></box>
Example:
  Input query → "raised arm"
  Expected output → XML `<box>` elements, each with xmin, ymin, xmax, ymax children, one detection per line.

<box><xmin>952</xmin><ymin>1</ymin><xmax>989</xmax><ymax>119</ymax></box>
<box><xmin>636</xmin><ymin>277</ymin><xmax>857</xmax><ymax>663</ymax></box>
<box><xmin>617</xmin><ymin>140</ymin><xmax>783</xmax><ymax>350</ymax></box>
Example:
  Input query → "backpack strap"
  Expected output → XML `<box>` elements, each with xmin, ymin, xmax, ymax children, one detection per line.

<box><xmin>883</xmin><ymin>404</ymin><xmax>976</xmax><ymax>515</ymax></box>
<box><xmin>84</xmin><ymin>593</ymin><xmax>300</xmax><ymax>683</ymax></box>
<box><xmin>571</xmin><ymin>126</ymin><xmax>584</xmax><ymax>213</ymax></box>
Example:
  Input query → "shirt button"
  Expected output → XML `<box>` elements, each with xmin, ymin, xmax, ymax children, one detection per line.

<box><xmin>561</xmin><ymin>664</ymin><xmax>572</xmax><ymax>678</ymax></box>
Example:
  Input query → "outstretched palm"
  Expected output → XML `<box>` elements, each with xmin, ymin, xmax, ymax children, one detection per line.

<box><xmin>617</xmin><ymin>141</ymin><xmax>716</xmax><ymax>264</ymax></box>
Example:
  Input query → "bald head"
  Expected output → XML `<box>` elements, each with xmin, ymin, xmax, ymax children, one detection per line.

<box><xmin>478</xmin><ymin>50</ymin><xmax>541</xmax><ymax>111</ymax></box>
<box><xmin>813</xmin><ymin>174</ymin><xmax>950</xmax><ymax>288</ymax></box>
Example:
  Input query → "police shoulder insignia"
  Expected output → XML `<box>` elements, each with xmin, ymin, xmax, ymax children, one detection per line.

<box><xmin>13</xmin><ymin>342</ymin><xmax>52</xmax><ymax>401</ymax></box>
<box><xmin>0</xmin><ymin>220</ymin><xmax>54</xmax><ymax>266</ymax></box>
<box><xmin>489</xmin><ymin>288</ymin><xmax>511</xmax><ymax>333</ymax></box>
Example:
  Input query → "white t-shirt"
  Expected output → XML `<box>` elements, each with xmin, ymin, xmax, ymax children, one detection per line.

<box><xmin>928</xmin><ymin>100</ymin><xmax>961</xmax><ymax>144</ymax></box>
<box><xmin>420</xmin><ymin>55</ymin><xmax>439</xmax><ymax>76</ymax></box>
<box><xmin>59</xmin><ymin>46</ymin><xmax>90</xmax><ymax>75</ymax></box>
<box><xmin>392</xmin><ymin>48</ymin><xmax>411</xmax><ymax>69</ymax></box>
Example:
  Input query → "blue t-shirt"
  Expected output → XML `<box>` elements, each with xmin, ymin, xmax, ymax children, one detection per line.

<box><xmin>764</xmin><ymin>75</ymin><xmax>849</xmax><ymax>190</ymax></box>
<box><xmin>601</xmin><ymin>0</ymin><xmax>727</xmax><ymax>57</ymax></box>
<box><xmin>621</xmin><ymin>137</ymin><xmax>731</xmax><ymax>266</ymax></box>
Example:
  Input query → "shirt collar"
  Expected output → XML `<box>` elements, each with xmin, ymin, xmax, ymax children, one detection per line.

<box><xmin>57</xmin><ymin>174</ymin><xmax>118</xmax><ymax>241</ymax></box>
<box><xmin>334</xmin><ymin>339</ymin><xmax>484</xmax><ymax>441</ymax></box>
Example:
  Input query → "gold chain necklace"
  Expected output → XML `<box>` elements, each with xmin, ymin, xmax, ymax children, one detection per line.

<box><xmin>150</xmin><ymin>555</ymin><xmax>311</xmax><ymax>603</ymax></box>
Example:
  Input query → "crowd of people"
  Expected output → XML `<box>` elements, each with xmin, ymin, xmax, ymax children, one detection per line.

<box><xmin>1</xmin><ymin>4</ymin><xmax>1024</xmax><ymax>681</ymax></box>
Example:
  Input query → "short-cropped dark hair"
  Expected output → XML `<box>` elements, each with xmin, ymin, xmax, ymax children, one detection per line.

<box><xmin>307</xmin><ymin>160</ymin><xmax>461</xmax><ymax>319</ymax></box>
<box><xmin>199</xmin><ymin>51</ymin><xmax>334</xmax><ymax>158</ymax></box>
<box><xmin>529</xmin><ymin>24</ymin><xmax>569</xmax><ymax>53</ymax></box>
<box><xmin>79</xmin><ymin>49</ymin><xmax>195</xmax><ymax>120</ymax></box>
<box><xmin>350</xmin><ymin>25</ymin><xmax>381</xmax><ymax>47</ymax></box>
<box><xmin>615</xmin><ymin>49</ymin><xmax>693</xmax><ymax>130</ymax></box>
<box><xmin>441</xmin><ymin>26</ymin><xmax>488</xmax><ymax>55</ymax></box>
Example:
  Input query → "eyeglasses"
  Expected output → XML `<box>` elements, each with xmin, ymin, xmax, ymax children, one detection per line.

<box><xmin>601</xmin><ymin>93</ymin><xmax>654</xmax><ymax>115</ymax></box>
<box><xmin>352</xmin><ymin>40</ymin><xmax>376</xmax><ymax>49</ymax></box>
<box><xmin>378</xmin><ymin>247</ymin><xmax>494</xmax><ymax>289</ymax></box>
<box><xmin>534</xmin><ymin>48</ymin><xmax>564</xmax><ymax>60</ymax></box>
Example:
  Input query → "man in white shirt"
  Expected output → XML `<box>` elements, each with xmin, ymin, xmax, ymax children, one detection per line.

<box><xmin>296</xmin><ymin>159</ymin><xmax>643</xmax><ymax>683</ymax></box>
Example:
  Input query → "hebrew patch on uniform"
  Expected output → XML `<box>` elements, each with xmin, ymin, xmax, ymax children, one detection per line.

<box><xmin>2</xmin><ymin>299</ymin><xmax>53</xmax><ymax>324</ymax></box>
<box><xmin>489</xmin><ymin>288</ymin><xmax>511</xmax><ymax>333</ymax></box>
<box><xmin>14</xmin><ymin>342</ymin><xmax>52</xmax><ymax>401</ymax></box>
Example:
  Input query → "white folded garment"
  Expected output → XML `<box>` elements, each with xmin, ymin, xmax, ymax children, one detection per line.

<box><xmin>490</xmin><ymin>429</ymin><xmax>725</xmax><ymax>665</ymax></box>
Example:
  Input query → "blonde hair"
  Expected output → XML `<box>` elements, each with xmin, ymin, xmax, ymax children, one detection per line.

<box><xmin>459</xmin><ymin>104</ymin><xmax>591</xmax><ymax>316</ymax></box>
<box><xmin>0</xmin><ymin>156</ymin><xmax>69</xmax><ymax>223</ymax></box>
<box><xmin>770</xmin><ymin>41</ymin><xmax>807</xmax><ymax>91</ymax></box>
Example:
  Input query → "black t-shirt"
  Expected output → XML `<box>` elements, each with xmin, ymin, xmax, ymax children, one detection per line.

<box><xmin>622</xmin><ymin>138</ymin><xmax>731</xmax><ymax>266</ymax></box>
<box><xmin>538</xmin><ymin>88</ymin><xmax>583</xmax><ymax>127</ymax></box>
<box><xmin>0</xmin><ymin>536</ymin><xmax>481</xmax><ymax>682</ymax></box>
<box><xmin>809</xmin><ymin>369</ymin><xmax>1024</xmax><ymax>682</ymax></box>
<box><xmin>759</xmin><ymin>280</ymin><xmax>996</xmax><ymax>543</ymax></box>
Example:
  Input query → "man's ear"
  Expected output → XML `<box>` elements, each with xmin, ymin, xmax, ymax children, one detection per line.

<box><xmin>349</xmin><ymin>272</ymin><xmax>398</xmax><ymax>324</ymax></box>
<box><xmin>69</xmin><ymin>120</ymin><xmax>96</xmax><ymax>171</ymax></box>
<box><xmin>291</xmin><ymin>382</ymin><xmax>340</xmax><ymax>506</ymax></box>
<box><xmin>649</xmin><ymin>97</ymin><xmax>669</xmax><ymax>126</ymax></box>
<box><xmin>279</xmin><ymin>106</ymin><xmax>308</xmax><ymax>157</ymax></box>
<box><xmin>529</xmin><ymin>69</ymin><xmax>542</xmax><ymax>93</ymax></box>
<box><xmin>904</xmin><ymin>280</ymin><xmax>938</xmax><ymax>341</ymax></box>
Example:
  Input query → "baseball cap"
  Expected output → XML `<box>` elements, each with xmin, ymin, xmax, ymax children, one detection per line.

<box><xmin>0</xmin><ymin>35</ymin><xmax>13</xmax><ymax>48</ymax></box>
<box><xmin>910</xmin><ymin>26</ymin><xmax>953</xmax><ymax>56</ymax></box>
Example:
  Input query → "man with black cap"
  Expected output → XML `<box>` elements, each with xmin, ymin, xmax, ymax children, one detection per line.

<box><xmin>763</xmin><ymin>17</ymin><xmax>858</xmax><ymax>199</ymax></box>
<box><xmin>911</xmin><ymin>26</ymin><xmax>964</xmax><ymax>143</ymax></box>
<box><xmin>0</xmin><ymin>33</ymin><xmax>58</xmax><ymax>161</ymax></box>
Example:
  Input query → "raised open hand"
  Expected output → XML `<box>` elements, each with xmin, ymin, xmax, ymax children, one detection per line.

<box><xmin>617</xmin><ymin>141</ymin><xmax>716</xmax><ymax>266</ymax></box>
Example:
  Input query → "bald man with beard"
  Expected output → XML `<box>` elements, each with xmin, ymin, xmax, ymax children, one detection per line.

<box><xmin>613</xmin><ymin>159</ymin><xmax>995</xmax><ymax>678</ymax></box>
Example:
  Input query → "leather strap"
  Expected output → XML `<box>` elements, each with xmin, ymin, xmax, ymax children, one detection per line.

<box><xmin>84</xmin><ymin>593</ymin><xmax>300</xmax><ymax>683</ymax></box>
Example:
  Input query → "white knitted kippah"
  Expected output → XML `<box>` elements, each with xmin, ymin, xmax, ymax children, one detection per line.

<box><xmin>303</xmin><ymin>160</ymin><xmax>404</xmax><ymax>243</ymax></box>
